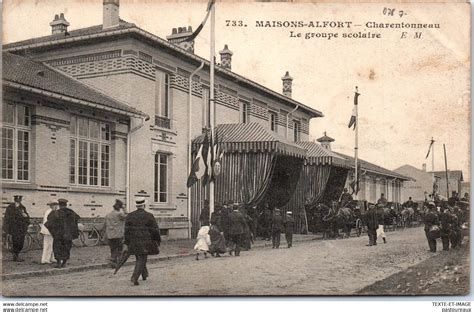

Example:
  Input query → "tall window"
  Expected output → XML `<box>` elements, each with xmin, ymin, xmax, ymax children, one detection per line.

<box><xmin>70</xmin><ymin>116</ymin><xmax>111</xmax><ymax>187</ymax></box>
<box><xmin>293</xmin><ymin>120</ymin><xmax>300</xmax><ymax>142</ymax></box>
<box><xmin>155</xmin><ymin>70</ymin><xmax>171</xmax><ymax>128</ymax></box>
<box><xmin>269</xmin><ymin>111</ymin><xmax>277</xmax><ymax>132</ymax></box>
<box><xmin>1</xmin><ymin>103</ymin><xmax>30</xmax><ymax>181</ymax></box>
<box><xmin>241</xmin><ymin>100</ymin><xmax>250</xmax><ymax>124</ymax></box>
<box><xmin>154</xmin><ymin>153</ymin><xmax>168</xmax><ymax>203</ymax></box>
<box><xmin>202</xmin><ymin>87</ymin><xmax>210</xmax><ymax>128</ymax></box>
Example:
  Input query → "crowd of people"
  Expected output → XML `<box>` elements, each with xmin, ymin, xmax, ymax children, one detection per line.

<box><xmin>194</xmin><ymin>200</ymin><xmax>295</xmax><ymax>259</ymax></box>
<box><xmin>2</xmin><ymin>194</ymin><xmax>161</xmax><ymax>286</ymax></box>
<box><xmin>2</xmin><ymin>189</ymin><xmax>469</xmax><ymax>286</ymax></box>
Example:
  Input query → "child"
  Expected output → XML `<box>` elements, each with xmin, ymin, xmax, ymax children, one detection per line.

<box><xmin>194</xmin><ymin>225</ymin><xmax>211</xmax><ymax>260</ymax></box>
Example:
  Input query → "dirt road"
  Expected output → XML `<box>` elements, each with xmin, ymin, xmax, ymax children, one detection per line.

<box><xmin>3</xmin><ymin>227</ymin><xmax>456</xmax><ymax>296</ymax></box>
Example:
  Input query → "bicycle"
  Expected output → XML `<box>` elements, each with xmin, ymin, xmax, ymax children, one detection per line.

<box><xmin>23</xmin><ymin>220</ymin><xmax>44</xmax><ymax>251</ymax></box>
<box><xmin>72</xmin><ymin>217</ymin><xmax>107</xmax><ymax>247</ymax></box>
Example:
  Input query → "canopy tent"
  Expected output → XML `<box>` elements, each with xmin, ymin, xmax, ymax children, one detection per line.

<box><xmin>282</xmin><ymin>142</ymin><xmax>350</xmax><ymax>233</ymax></box>
<box><xmin>190</xmin><ymin>123</ymin><xmax>306</xmax><ymax>237</ymax></box>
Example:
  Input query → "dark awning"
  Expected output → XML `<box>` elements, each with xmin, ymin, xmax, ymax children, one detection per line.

<box><xmin>192</xmin><ymin>123</ymin><xmax>307</xmax><ymax>158</ymax></box>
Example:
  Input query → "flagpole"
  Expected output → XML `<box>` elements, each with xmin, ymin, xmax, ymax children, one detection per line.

<box><xmin>354</xmin><ymin>86</ymin><xmax>359</xmax><ymax>201</ymax></box>
<box><xmin>431</xmin><ymin>137</ymin><xmax>435</xmax><ymax>189</ymax></box>
<box><xmin>209</xmin><ymin>2</ymin><xmax>216</xmax><ymax>215</ymax></box>
<box><xmin>443</xmin><ymin>144</ymin><xmax>449</xmax><ymax>198</ymax></box>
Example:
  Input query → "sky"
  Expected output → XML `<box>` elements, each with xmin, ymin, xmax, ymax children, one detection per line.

<box><xmin>3</xmin><ymin>0</ymin><xmax>471</xmax><ymax>180</ymax></box>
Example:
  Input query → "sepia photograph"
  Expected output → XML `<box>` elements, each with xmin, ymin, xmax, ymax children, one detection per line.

<box><xmin>0</xmin><ymin>0</ymin><xmax>471</xmax><ymax>299</ymax></box>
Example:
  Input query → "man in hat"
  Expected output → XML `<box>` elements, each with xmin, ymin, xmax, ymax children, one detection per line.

<box><xmin>41</xmin><ymin>201</ymin><xmax>58</xmax><ymax>264</ymax></box>
<box><xmin>271</xmin><ymin>208</ymin><xmax>284</xmax><ymax>249</ymax></box>
<box><xmin>364</xmin><ymin>203</ymin><xmax>379</xmax><ymax>246</ymax></box>
<box><xmin>227</xmin><ymin>203</ymin><xmax>246</xmax><ymax>256</ymax></box>
<box><xmin>105</xmin><ymin>199</ymin><xmax>127</xmax><ymax>267</ymax></box>
<box><xmin>448</xmin><ymin>191</ymin><xmax>459</xmax><ymax>208</ymax></box>
<box><xmin>3</xmin><ymin>195</ymin><xmax>30</xmax><ymax>261</ymax></box>
<box><xmin>423</xmin><ymin>202</ymin><xmax>440</xmax><ymax>252</ymax></box>
<box><xmin>124</xmin><ymin>195</ymin><xmax>161</xmax><ymax>285</ymax></box>
<box><xmin>439</xmin><ymin>205</ymin><xmax>453</xmax><ymax>251</ymax></box>
<box><xmin>260</xmin><ymin>204</ymin><xmax>272</xmax><ymax>241</ymax></box>
<box><xmin>377</xmin><ymin>193</ymin><xmax>388</xmax><ymax>208</ymax></box>
<box><xmin>283</xmin><ymin>211</ymin><xmax>295</xmax><ymax>248</ymax></box>
<box><xmin>46</xmin><ymin>198</ymin><xmax>80</xmax><ymax>268</ymax></box>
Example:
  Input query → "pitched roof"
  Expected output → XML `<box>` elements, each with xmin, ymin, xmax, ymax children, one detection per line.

<box><xmin>429</xmin><ymin>170</ymin><xmax>464</xmax><ymax>181</ymax></box>
<box><xmin>2</xmin><ymin>52</ymin><xmax>146</xmax><ymax>117</ymax></box>
<box><xmin>4</xmin><ymin>21</ymin><xmax>322</xmax><ymax>118</ymax></box>
<box><xmin>333</xmin><ymin>152</ymin><xmax>410</xmax><ymax>180</ymax></box>
<box><xmin>192</xmin><ymin>123</ymin><xmax>306</xmax><ymax>158</ymax></box>
<box><xmin>297</xmin><ymin>141</ymin><xmax>345</xmax><ymax>166</ymax></box>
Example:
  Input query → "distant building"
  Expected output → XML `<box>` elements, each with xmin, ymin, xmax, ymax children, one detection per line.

<box><xmin>393</xmin><ymin>164</ymin><xmax>439</xmax><ymax>202</ymax></box>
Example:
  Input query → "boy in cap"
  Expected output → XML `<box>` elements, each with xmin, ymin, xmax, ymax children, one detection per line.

<box><xmin>283</xmin><ymin>211</ymin><xmax>295</xmax><ymax>248</ymax></box>
<box><xmin>3</xmin><ymin>195</ymin><xmax>30</xmax><ymax>261</ymax></box>
<box><xmin>105</xmin><ymin>199</ymin><xmax>127</xmax><ymax>267</ymax></box>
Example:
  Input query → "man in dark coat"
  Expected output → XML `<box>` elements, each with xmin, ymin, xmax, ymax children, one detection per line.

<box><xmin>424</xmin><ymin>203</ymin><xmax>440</xmax><ymax>252</ymax></box>
<box><xmin>227</xmin><ymin>204</ymin><xmax>246</xmax><ymax>256</ymax></box>
<box><xmin>271</xmin><ymin>209</ymin><xmax>284</xmax><ymax>249</ymax></box>
<box><xmin>283</xmin><ymin>211</ymin><xmax>295</xmax><ymax>248</ymax></box>
<box><xmin>364</xmin><ymin>204</ymin><xmax>379</xmax><ymax>246</ymax></box>
<box><xmin>45</xmin><ymin>198</ymin><xmax>80</xmax><ymax>268</ymax></box>
<box><xmin>403</xmin><ymin>197</ymin><xmax>414</xmax><ymax>209</ymax></box>
<box><xmin>124</xmin><ymin>196</ymin><xmax>161</xmax><ymax>285</ymax></box>
<box><xmin>450</xmin><ymin>206</ymin><xmax>463</xmax><ymax>248</ymax></box>
<box><xmin>448</xmin><ymin>191</ymin><xmax>459</xmax><ymax>208</ymax></box>
<box><xmin>377</xmin><ymin>193</ymin><xmax>388</xmax><ymax>207</ymax></box>
<box><xmin>439</xmin><ymin>206</ymin><xmax>453</xmax><ymax>251</ymax></box>
<box><xmin>3</xmin><ymin>195</ymin><xmax>30</xmax><ymax>261</ymax></box>
<box><xmin>247</xmin><ymin>205</ymin><xmax>259</xmax><ymax>242</ymax></box>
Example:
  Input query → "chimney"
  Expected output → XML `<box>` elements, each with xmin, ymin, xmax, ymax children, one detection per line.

<box><xmin>422</xmin><ymin>163</ymin><xmax>427</xmax><ymax>172</ymax></box>
<box><xmin>316</xmin><ymin>132</ymin><xmax>335</xmax><ymax>150</ymax></box>
<box><xmin>103</xmin><ymin>0</ymin><xmax>120</xmax><ymax>29</ymax></box>
<box><xmin>166</xmin><ymin>26</ymin><xmax>195</xmax><ymax>53</ymax></box>
<box><xmin>49</xmin><ymin>13</ymin><xmax>70</xmax><ymax>35</ymax></box>
<box><xmin>219</xmin><ymin>44</ymin><xmax>233</xmax><ymax>70</ymax></box>
<box><xmin>282</xmin><ymin>71</ymin><xmax>293</xmax><ymax>97</ymax></box>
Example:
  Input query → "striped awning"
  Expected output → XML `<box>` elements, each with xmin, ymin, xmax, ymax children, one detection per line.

<box><xmin>297</xmin><ymin>141</ymin><xmax>348</xmax><ymax>167</ymax></box>
<box><xmin>191</xmin><ymin>123</ymin><xmax>307</xmax><ymax>158</ymax></box>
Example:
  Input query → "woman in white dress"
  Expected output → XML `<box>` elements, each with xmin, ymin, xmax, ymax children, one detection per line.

<box><xmin>41</xmin><ymin>201</ymin><xmax>57</xmax><ymax>264</ymax></box>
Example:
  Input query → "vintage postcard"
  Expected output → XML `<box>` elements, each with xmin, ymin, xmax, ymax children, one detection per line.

<box><xmin>1</xmin><ymin>0</ymin><xmax>470</xmax><ymax>298</ymax></box>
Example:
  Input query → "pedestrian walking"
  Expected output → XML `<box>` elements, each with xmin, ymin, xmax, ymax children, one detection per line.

<box><xmin>247</xmin><ymin>205</ymin><xmax>259</xmax><ymax>242</ymax></box>
<box><xmin>105</xmin><ymin>199</ymin><xmax>126</xmax><ymax>267</ymax></box>
<box><xmin>284</xmin><ymin>211</ymin><xmax>295</xmax><ymax>248</ymax></box>
<box><xmin>209</xmin><ymin>224</ymin><xmax>226</xmax><ymax>257</ymax></box>
<box><xmin>423</xmin><ymin>203</ymin><xmax>440</xmax><ymax>252</ymax></box>
<box><xmin>450</xmin><ymin>206</ymin><xmax>463</xmax><ymax>248</ymax></box>
<box><xmin>194</xmin><ymin>225</ymin><xmax>211</xmax><ymax>260</ymax></box>
<box><xmin>40</xmin><ymin>201</ymin><xmax>57</xmax><ymax>264</ymax></box>
<box><xmin>240</xmin><ymin>205</ymin><xmax>252</xmax><ymax>250</ymax></box>
<box><xmin>376</xmin><ymin>204</ymin><xmax>387</xmax><ymax>244</ymax></box>
<box><xmin>271</xmin><ymin>209</ymin><xmax>284</xmax><ymax>249</ymax></box>
<box><xmin>45</xmin><ymin>198</ymin><xmax>80</xmax><ymax>268</ymax></box>
<box><xmin>3</xmin><ymin>195</ymin><xmax>30</xmax><ymax>262</ymax></box>
<box><xmin>439</xmin><ymin>205</ymin><xmax>453</xmax><ymax>251</ymax></box>
<box><xmin>227</xmin><ymin>204</ymin><xmax>246</xmax><ymax>256</ymax></box>
<box><xmin>364</xmin><ymin>203</ymin><xmax>379</xmax><ymax>246</ymax></box>
<box><xmin>124</xmin><ymin>196</ymin><xmax>161</xmax><ymax>286</ymax></box>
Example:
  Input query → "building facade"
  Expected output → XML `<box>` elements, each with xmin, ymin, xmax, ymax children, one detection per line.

<box><xmin>2</xmin><ymin>52</ymin><xmax>145</xmax><ymax>225</ymax></box>
<box><xmin>3</xmin><ymin>1</ymin><xmax>322</xmax><ymax>238</ymax></box>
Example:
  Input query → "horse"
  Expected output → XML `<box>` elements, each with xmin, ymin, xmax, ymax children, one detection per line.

<box><xmin>400</xmin><ymin>207</ymin><xmax>415</xmax><ymax>228</ymax></box>
<box><xmin>335</xmin><ymin>207</ymin><xmax>354</xmax><ymax>238</ymax></box>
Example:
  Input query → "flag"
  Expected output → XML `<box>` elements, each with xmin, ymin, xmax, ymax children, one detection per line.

<box><xmin>348</xmin><ymin>88</ymin><xmax>360</xmax><ymax>130</ymax></box>
<box><xmin>201</xmin><ymin>132</ymin><xmax>212</xmax><ymax>185</ymax></box>
<box><xmin>184</xmin><ymin>0</ymin><xmax>215</xmax><ymax>43</ymax></box>
<box><xmin>425</xmin><ymin>139</ymin><xmax>434</xmax><ymax>159</ymax></box>
<box><xmin>349</xmin><ymin>165</ymin><xmax>366</xmax><ymax>195</ymax></box>
<box><xmin>210</xmin><ymin>130</ymin><xmax>224</xmax><ymax>182</ymax></box>
<box><xmin>187</xmin><ymin>145</ymin><xmax>203</xmax><ymax>188</ymax></box>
